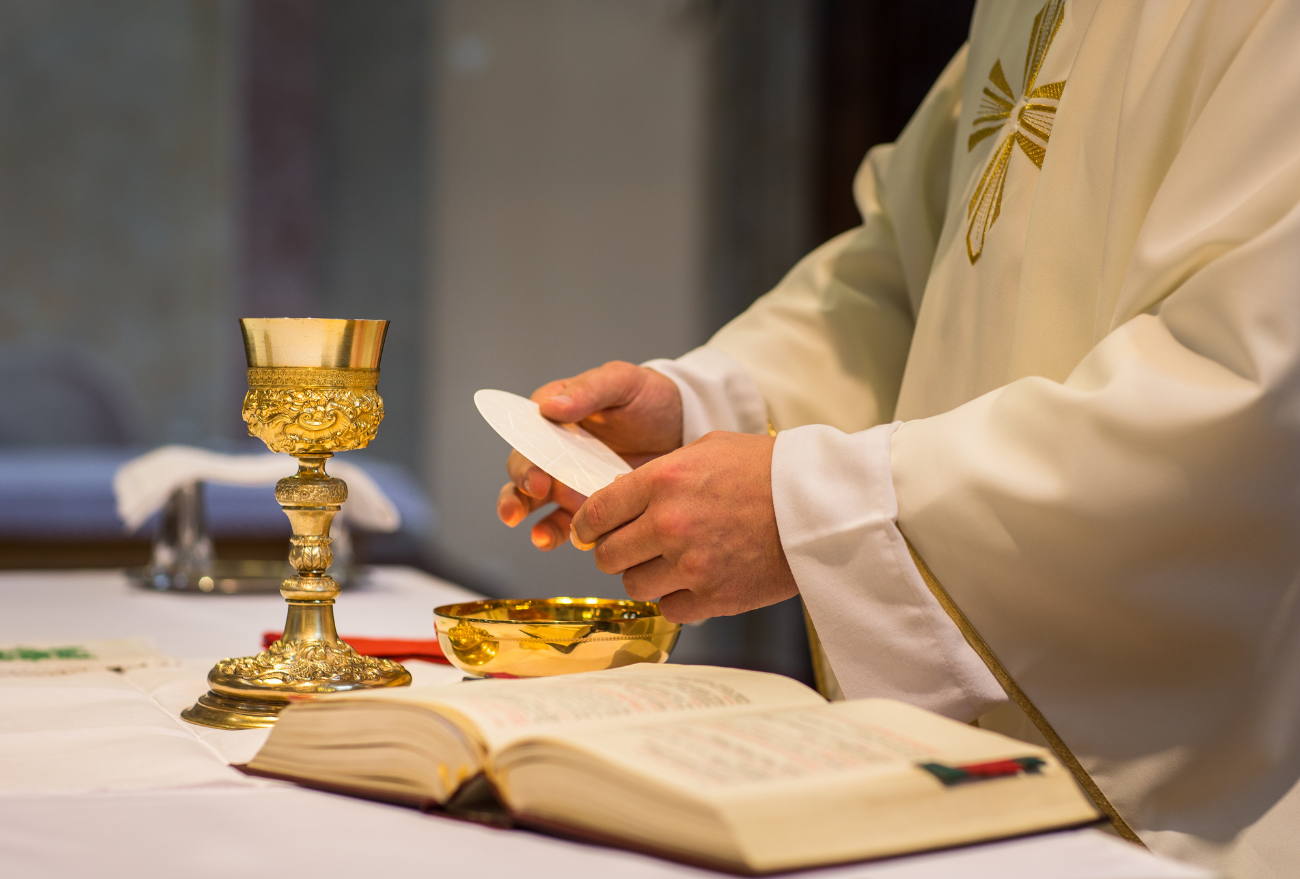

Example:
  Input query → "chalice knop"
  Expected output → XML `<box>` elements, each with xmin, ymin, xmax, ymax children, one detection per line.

<box><xmin>182</xmin><ymin>318</ymin><xmax>411</xmax><ymax>730</ymax></box>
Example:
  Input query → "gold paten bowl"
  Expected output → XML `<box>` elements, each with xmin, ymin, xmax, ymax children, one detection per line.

<box><xmin>434</xmin><ymin>597</ymin><xmax>681</xmax><ymax>678</ymax></box>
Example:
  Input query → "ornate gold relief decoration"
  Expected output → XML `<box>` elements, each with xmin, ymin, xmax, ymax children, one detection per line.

<box><xmin>242</xmin><ymin>377</ymin><xmax>384</xmax><ymax>455</ymax></box>
<box><xmin>211</xmin><ymin>638</ymin><xmax>407</xmax><ymax>688</ymax></box>
<box><xmin>966</xmin><ymin>0</ymin><xmax>1067</xmax><ymax>264</ymax></box>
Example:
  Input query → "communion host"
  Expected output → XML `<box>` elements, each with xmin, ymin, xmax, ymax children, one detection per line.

<box><xmin>495</xmin><ymin>2</ymin><xmax>1300</xmax><ymax>875</ymax></box>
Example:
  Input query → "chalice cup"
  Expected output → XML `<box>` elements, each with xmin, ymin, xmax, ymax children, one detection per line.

<box><xmin>182</xmin><ymin>318</ymin><xmax>412</xmax><ymax>730</ymax></box>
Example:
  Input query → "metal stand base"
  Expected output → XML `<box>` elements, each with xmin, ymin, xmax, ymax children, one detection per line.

<box><xmin>133</xmin><ymin>559</ymin><xmax>298</xmax><ymax>595</ymax></box>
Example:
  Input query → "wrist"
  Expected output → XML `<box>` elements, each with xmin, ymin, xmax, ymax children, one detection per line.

<box><xmin>640</xmin><ymin>365</ymin><xmax>685</xmax><ymax>448</ymax></box>
<box><xmin>643</xmin><ymin>346</ymin><xmax>768</xmax><ymax>444</ymax></box>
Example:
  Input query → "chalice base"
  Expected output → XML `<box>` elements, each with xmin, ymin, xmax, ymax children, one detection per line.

<box><xmin>181</xmin><ymin>690</ymin><xmax>286</xmax><ymax>730</ymax></box>
<box><xmin>182</xmin><ymin>604</ymin><xmax>412</xmax><ymax>730</ymax></box>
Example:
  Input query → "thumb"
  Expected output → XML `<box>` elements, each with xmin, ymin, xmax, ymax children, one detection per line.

<box><xmin>533</xmin><ymin>361</ymin><xmax>642</xmax><ymax>424</ymax></box>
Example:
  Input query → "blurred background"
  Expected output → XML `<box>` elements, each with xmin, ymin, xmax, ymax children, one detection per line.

<box><xmin>0</xmin><ymin>0</ymin><xmax>973</xmax><ymax>682</ymax></box>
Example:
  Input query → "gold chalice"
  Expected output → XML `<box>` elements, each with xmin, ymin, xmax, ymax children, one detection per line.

<box><xmin>182</xmin><ymin>318</ymin><xmax>411</xmax><ymax>730</ymax></box>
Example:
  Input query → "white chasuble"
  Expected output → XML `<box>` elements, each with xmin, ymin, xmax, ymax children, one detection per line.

<box><xmin>652</xmin><ymin>0</ymin><xmax>1300</xmax><ymax>875</ymax></box>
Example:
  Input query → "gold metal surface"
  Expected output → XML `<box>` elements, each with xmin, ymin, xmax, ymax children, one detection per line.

<box><xmin>182</xmin><ymin>318</ymin><xmax>410</xmax><ymax>730</ymax></box>
<box><xmin>240</xmin><ymin>317</ymin><xmax>387</xmax><ymax>368</ymax></box>
<box><xmin>434</xmin><ymin>597</ymin><xmax>681</xmax><ymax>678</ymax></box>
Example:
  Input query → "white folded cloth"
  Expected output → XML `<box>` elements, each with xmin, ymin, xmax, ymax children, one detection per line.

<box><xmin>113</xmin><ymin>445</ymin><xmax>400</xmax><ymax>533</ymax></box>
<box><xmin>0</xmin><ymin>666</ymin><xmax>257</xmax><ymax>793</ymax></box>
<box><xmin>0</xmin><ymin>637</ymin><xmax>175</xmax><ymax>678</ymax></box>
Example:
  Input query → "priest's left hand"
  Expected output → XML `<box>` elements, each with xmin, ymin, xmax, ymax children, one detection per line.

<box><xmin>569</xmin><ymin>431</ymin><xmax>798</xmax><ymax>623</ymax></box>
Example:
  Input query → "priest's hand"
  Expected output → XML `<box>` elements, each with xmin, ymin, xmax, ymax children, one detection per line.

<box><xmin>496</xmin><ymin>361</ymin><xmax>683</xmax><ymax>551</ymax></box>
<box><xmin>569</xmin><ymin>431</ymin><xmax>798</xmax><ymax>623</ymax></box>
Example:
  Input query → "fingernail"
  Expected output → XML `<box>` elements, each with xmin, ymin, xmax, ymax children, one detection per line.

<box><xmin>546</xmin><ymin>395</ymin><xmax>573</xmax><ymax>407</ymax></box>
<box><xmin>571</xmin><ymin>531</ymin><xmax>596</xmax><ymax>552</ymax></box>
<box><xmin>531</xmin><ymin>529</ymin><xmax>553</xmax><ymax>549</ymax></box>
<box><xmin>523</xmin><ymin>475</ymin><xmax>534</xmax><ymax>495</ymax></box>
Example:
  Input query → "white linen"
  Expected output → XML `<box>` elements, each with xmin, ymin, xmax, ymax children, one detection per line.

<box><xmin>0</xmin><ymin>670</ymin><xmax>257</xmax><ymax>794</ymax></box>
<box><xmin>0</xmin><ymin>568</ymin><xmax>1205</xmax><ymax>878</ymax></box>
<box><xmin>124</xmin><ymin>661</ymin><xmax>275</xmax><ymax>765</ymax></box>
<box><xmin>0</xmin><ymin>791</ymin><xmax>1207</xmax><ymax>879</ymax></box>
<box><xmin>113</xmin><ymin>444</ymin><xmax>401</xmax><ymax>533</ymax></box>
<box><xmin>0</xmin><ymin>566</ymin><xmax>479</xmax><ymax>662</ymax></box>
<box><xmin>0</xmin><ymin>567</ymin><xmax>477</xmax><ymax>780</ymax></box>
<box><xmin>692</xmin><ymin>0</ymin><xmax>1300</xmax><ymax>874</ymax></box>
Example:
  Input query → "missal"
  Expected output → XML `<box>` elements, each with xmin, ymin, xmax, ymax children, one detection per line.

<box><xmin>246</xmin><ymin>664</ymin><xmax>1100</xmax><ymax>873</ymax></box>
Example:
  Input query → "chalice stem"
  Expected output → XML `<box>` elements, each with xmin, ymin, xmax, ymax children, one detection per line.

<box><xmin>277</xmin><ymin>453</ymin><xmax>343</xmax><ymax>644</ymax></box>
<box><xmin>276</xmin><ymin>453</ymin><xmax>345</xmax><ymax>603</ymax></box>
<box><xmin>282</xmin><ymin>602</ymin><xmax>339</xmax><ymax>643</ymax></box>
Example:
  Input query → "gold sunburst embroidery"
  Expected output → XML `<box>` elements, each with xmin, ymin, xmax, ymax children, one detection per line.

<box><xmin>965</xmin><ymin>0</ymin><xmax>1067</xmax><ymax>264</ymax></box>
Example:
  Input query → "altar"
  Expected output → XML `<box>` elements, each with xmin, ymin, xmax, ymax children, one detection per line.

<box><xmin>0</xmin><ymin>567</ymin><xmax>1209</xmax><ymax>879</ymax></box>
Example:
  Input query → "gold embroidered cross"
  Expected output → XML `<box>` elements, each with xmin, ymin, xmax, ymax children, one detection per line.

<box><xmin>965</xmin><ymin>0</ymin><xmax>1067</xmax><ymax>264</ymax></box>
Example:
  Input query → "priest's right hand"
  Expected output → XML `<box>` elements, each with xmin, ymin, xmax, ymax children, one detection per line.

<box><xmin>496</xmin><ymin>361</ymin><xmax>683</xmax><ymax>551</ymax></box>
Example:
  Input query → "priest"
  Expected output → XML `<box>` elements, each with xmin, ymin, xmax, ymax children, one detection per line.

<box><xmin>495</xmin><ymin>1</ymin><xmax>1300</xmax><ymax>874</ymax></box>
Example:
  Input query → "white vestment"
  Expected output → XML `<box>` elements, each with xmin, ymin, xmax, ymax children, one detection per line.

<box><xmin>647</xmin><ymin>1</ymin><xmax>1300</xmax><ymax>875</ymax></box>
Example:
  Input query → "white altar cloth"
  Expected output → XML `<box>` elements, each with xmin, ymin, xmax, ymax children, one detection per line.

<box><xmin>0</xmin><ymin>568</ymin><xmax>1209</xmax><ymax>879</ymax></box>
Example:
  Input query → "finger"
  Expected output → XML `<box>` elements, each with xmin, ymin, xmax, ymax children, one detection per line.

<box><xmin>551</xmin><ymin>479</ymin><xmax>588</xmax><ymax>513</ymax></box>
<box><xmin>507</xmin><ymin>452</ymin><xmax>587</xmax><ymax>509</ymax></box>
<box><xmin>532</xmin><ymin>361</ymin><xmax>642</xmax><ymax>424</ymax></box>
<box><xmin>570</xmin><ymin>474</ymin><xmax>650</xmax><ymax>546</ymax></box>
<box><xmin>620</xmin><ymin>555</ymin><xmax>673</xmax><ymax>602</ymax></box>
<box><xmin>507</xmin><ymin>451</ymin><xmax>552</xmax><ymax>499</ymax></box>
<box><xmin>655</xmin><ymin>588</ymin><xmax>712</xmax><ymax>624</ymax></box>
<box><xmin>497</xmin><ymin>482</ymin><xmax>544</xmax><ymax>527</ymax></box>
<box><xmin>591</xmin><ymin>515</ymin><xmax>661</xmax><ymax>575</ymax></box>
<box><xmin>531</xmin><ymin>508</ymin><xmax>573</xmax><ymax>552</ymax></box>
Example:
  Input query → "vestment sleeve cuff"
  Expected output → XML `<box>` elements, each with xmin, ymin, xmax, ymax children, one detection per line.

<box><xmin>772</xmin><ymin>421</ymin><xmax>1006</xmax><ymax>720</ymax></box>
<box><xmin>643</xmin><ymin>346</ymin><xmax>769</xmax><ymax>444</ymax></box>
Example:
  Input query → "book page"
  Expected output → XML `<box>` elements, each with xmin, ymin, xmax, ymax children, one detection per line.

<box><xmin>493</xmin><ymin>699</ymin><xmax>1094</xmax><ymax>872</ymax></box>
<box><xmin>509</xmin><ymin>698</ymin><xmax>1054</xmax><ymax>794</ymax></box>
<box><xmin>621</xmin><ymin>707</ymin><xmax>923</xmax><ymax>785</ymax></box>
<box><xmin>343</xmin><ymin>664</ymin><xmax>823</xmax><ymax>751</ymax></box>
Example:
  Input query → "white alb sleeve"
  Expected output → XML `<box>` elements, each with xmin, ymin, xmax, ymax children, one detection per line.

<box><xmin>773</xmin><ymin>421</ymin><xmax>1007</xmax><ymax>721</ymax></box>
<box><xmin>643</xmin><ymin>346</ymin><xmax>769</xmax><ymax>443</ymax></box>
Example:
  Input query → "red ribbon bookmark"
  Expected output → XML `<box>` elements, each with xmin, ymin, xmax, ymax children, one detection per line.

<box><xmin>261</xmin><ymin>632</ymin><xmax>450</xmax><ymax>665</ymax></box>
<box><xmin>919</xmin><ymin>757</ymin><xmax>1046</xmax><ymax>786</ymax></box>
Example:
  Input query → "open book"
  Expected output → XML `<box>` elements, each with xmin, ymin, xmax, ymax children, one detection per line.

<box><xmin>247</xmin><ymin>664</ymin><xmax>1099</xmax><ymax>874</ymax></box>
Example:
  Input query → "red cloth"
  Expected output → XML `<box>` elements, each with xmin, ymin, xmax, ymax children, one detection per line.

<box><xmin>261</xmin><ymin>632</ymin><xmax>449</xmax><ymax>665</ymax></box>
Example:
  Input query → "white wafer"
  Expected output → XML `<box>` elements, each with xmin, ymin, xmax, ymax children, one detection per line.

<box><xmin>474</xmin><ymin>389</ymin><xmax>631</xmax><ymax>498</ymax></box>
